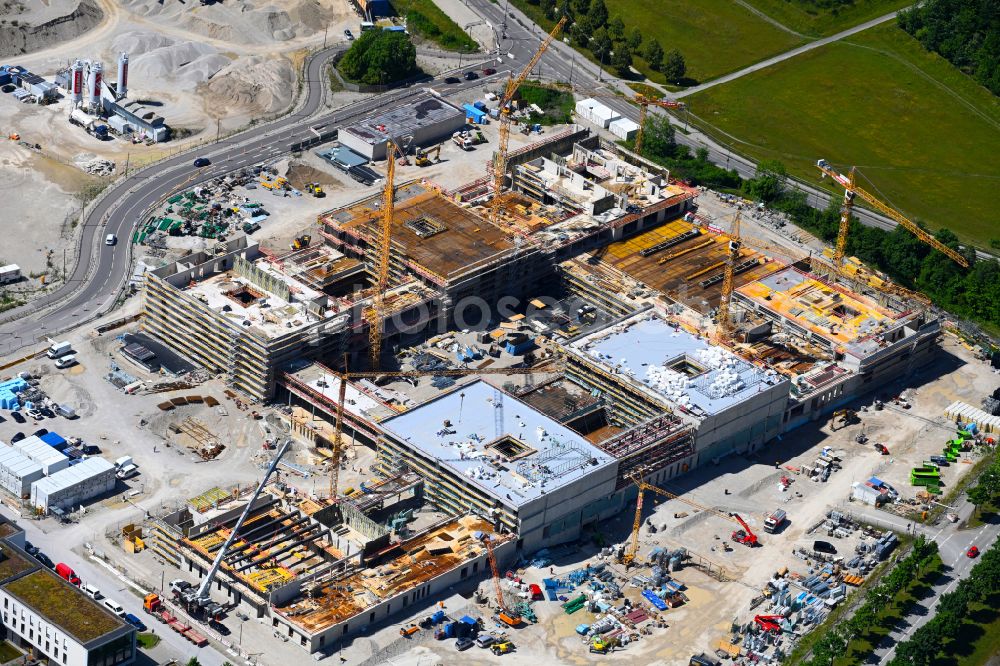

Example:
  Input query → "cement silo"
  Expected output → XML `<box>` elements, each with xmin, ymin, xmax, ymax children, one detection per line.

<box><xmin>116</xmin><ymin>52</ymin><xmax>128</xmax><ymax>100</ymax></box>
<box><xmin>87</xmin><ymin>60</ymin><xmax>103</xmax><ymax>109</ymax></box>
<box><xmin>70</xmin><ymin>60</ymin><xmax>85</xmax><ymax>105</ymax></box>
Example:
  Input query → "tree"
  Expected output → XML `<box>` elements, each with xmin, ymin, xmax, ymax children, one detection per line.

<box><xmin>586</xmin><ymin>0</ymin><xmax>607</xmax><ymax>26</ymax></box>
<box><xmin>638</xmin><ymin>113</ymin><xmax>676</xmax><ymax>159</ymax></box>
<box><xmin>338</xmin><ymin>30</ymin><xmax>418</xmax><ymax>85</ymax></box>
<box><xmin>663</xmin><ymin>49</ymin><xmax>686</xmax><ymax>82</ymax></box>
<box><xmin>607</xmin><ymin>15</ymin><xmax>625</xmax><ymax>41</ymax></box>
<box><xmin>643</xmin><ymin>38</ymin><xmax>664</xmax><ymax>71</ymax></box>
<box><xmin>968</xmin><ymin>484</ymin><xmax>991</xmax><ymax>516</ymax></box>
<box><xmin>627</xmin><ymin>27</ymin><xmax>643</xmax><ymax>50</ymax></box>
<box><xmin>540</xmin><ymin>0</ymin><xmax>555</xmax><ymax>19</ymax></box>
<box><xmin>589</xmin><ymin>27</ymin><xmax>612</xmax><ymax>60</ymax></box>
<box><xmin>186</xmin><ymin>659</ymin><xmax>202</xmax><ymax>666</ymax></box>
<box><xmin>744</xmin><ymin>159</ymin><xmax>787</xmax><ymax>203</ymax></box>
<box><xmin>612</xmin><ymin>44</ymin><xmax>633</xmax><ymax>76</ymax></box>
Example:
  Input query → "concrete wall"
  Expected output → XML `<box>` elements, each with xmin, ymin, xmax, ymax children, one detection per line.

<box><xmin>270</xmin><ymin>536</ymin><xmax>517</xmax><ymax>653</ymax></box>
<box><xmin>31</xmin><ymin>467</ymin><xmax>117</xmax><ymax>513</ymax></box>
<box><xmin>692</xmin><ymin>379</ymin><xmax>791</xmax><ymax>464</ymax></box>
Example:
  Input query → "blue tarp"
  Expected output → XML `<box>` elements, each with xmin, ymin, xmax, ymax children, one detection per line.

<box><xmin>39</xmin><ymin>432</ymin><xmax>67</xmax><ymax>449</ymax></box>
<box><xmin>642</xmin><ymin>589</ymin><xmax>668</xmax><ymax>610</ymax></box>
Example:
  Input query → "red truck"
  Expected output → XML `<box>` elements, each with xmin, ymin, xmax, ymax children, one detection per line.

<box><xmin>55</xmin><ymin>563</ymin><xmax>81</xmax><ymax>586</ymax></box>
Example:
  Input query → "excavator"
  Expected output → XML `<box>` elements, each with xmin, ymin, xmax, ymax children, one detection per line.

<box><xmin>290</xmin><ymin>234</ymin><xmax>311</xmax><ymax>250</ymax></box>
<box><xmin>415</xmin><ymin>144</ymin><xmax>443</xmax><ymax>167</ymax></box>
<box><xmin>831</xmin><ymin>409</ymin><xmax>857</xmax><ymax>430</ymax></box>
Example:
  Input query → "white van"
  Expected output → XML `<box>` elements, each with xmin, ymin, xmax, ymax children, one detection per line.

<box><xmin>82</xmin><ymin>583</ymin><xmax>102</xmax><ymax>600</ymax></box>
<box><xmin>105</xmin><ymin>234</ymin><xmax>117</xmax><ymax>246</ymax></box>
<box><xmin>102</xmin><ymin>598</ymin><xmax>125</xmax><ymax>616</ymax></box>
<box><xmin>54</xmin><ymin>354</ymin><xmax>77</xmax><ymax>369</ymax></box>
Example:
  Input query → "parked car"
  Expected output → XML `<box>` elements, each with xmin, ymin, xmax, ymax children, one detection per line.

<box><xmin>464</xmin><ymin>71</ymin><xmax>479</xmax><ymax>81</ymax></box>
<box><xmin>32</xmin><ymin>428</ymin><xmax>48</xmax><ymax>438</ymax></box>
<box><xmin>26</xmin><ymin>409</ymin><xmax>43</xmax><ymax>420</ymax></box>
<box><xmin>24</xmin><ymin>541</ymin><xmax>38</xmax><ymax>556</ymax></box>
<box><xmin>39</xmin><ymin>407</ymin><xmax>55</xmax><ymax>418</ymax></box>
<box><xmin>82</xmin><ymin>445</ymin><xmax>101</xmax><ymax>455</ymax></box>
<box><xmin>813</xmin><ymin>540</ymin><xmax>837</xmax><ymax>555</ymax></box>
<box><xmin>967</xmin><ymin>546</ymin><xmax>979</xmax><ymax>558</ymax></box>
<box><xmin>55</xmin><ymin>563</ymin><xmax>81</xmax><ymax>586</ymax></box>
<box><xmin>102</xmin><ymin>599</ymin><xmax>125</xmax><ymax>617</ymax></box>
<box><xmin>193</xmin><ymin>157</ymin><xmax>210</xmax><ymax>168</ymax></box>
<box><xmin>34</xmin><ymin>552</ymin><xmax>54</xmax><ymax>569</ymax></box>
<box><xmin>475</xmin><ymin>634</ymin><xmax>495</xmax><ymax>649</ymax></box>
<box><xmin>124</xmin><ymin>613</ymin><xmax>147</xmax><ymax>631</ymax></box>
<box><xmin>456</xmin><ymin>637</ymin><xmax>474</xmax><ymax>651</ymax></box>
<box><xmin>82</xmin><ymin>583</ymin><xmax>102</xmax><ymax>599</ymax></box>
<box><xmin>444</xmin><ymin>76</ymin><xmax>461</xmax><ymax>84</ymax></box>
<box><xmin>10</xmin><ymin>432</ymin><xmax>25</xmax><ymax>443</ymax></box>
<box><xmin>344</xmin><ymin>29</ymin><xmax>354</xmax><ymax>40</ymax></box>
<box><xmin>11</xmin><ymin>411</ymin><xmax>25</xmax><ymax>424</ymax></box>
<box><xmin>481</xmin><ymin>67</ymin><xmax>496</xmax><ymax>75</ymax></box>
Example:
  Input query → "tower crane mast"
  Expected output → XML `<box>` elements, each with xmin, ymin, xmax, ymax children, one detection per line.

<box><xmin>367</xmin><ymin>140</ymin><xmax>399</xmax><ymax>370</ymax></box>
<box><xmin>488</xmin><ymin>17</ymin><xmax>566</xmax><ymax>225</ymax></box>
<box><xmin>816</xmin><ymin>158</ymin><xmax>969</xmax><ymax>269</ymax></box>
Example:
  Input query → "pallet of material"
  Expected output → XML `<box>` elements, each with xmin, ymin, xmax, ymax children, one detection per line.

<box><xmin>715</xmin><ymin>638</ymin><xmax>741</xmax><ymax>658</ymax></box>
<box><xmin>842</xmin><ymin>574</ymin><xmax>864</xmax><ymax>586</ymax></box>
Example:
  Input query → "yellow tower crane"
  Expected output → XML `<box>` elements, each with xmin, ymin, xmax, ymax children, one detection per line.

<box><xmin>816</xmin><ymin>158</ymin><xmax>969</xmax><ymax>269</ymax></box>
<box><xmin>715</xmin><ymin>210</ymin><xmax>742</xmax><ymax>341</ymax></box>
<box><xmin>367</xmin><ymin>140</ymin><xmax>400</xmax><ymax>370</ymax></box>
<box><xmin>488</xmin><ymin>16</ymin><xmax>566</xmax><ymax>226</ymax></box>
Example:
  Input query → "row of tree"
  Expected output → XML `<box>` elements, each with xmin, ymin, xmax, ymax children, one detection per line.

<box><xmin>526</xmin><ymin>0</ymin><xmax>687</xmax><ymax>81</ymax></box>
<box><xmin>898</xmin><ymin>0</ymin><xmax>1000</xmax><ymax>97</ymax></box>
<box><xmin>889</xmin><ymin>537</ymin><xmax>1000</xmax><ymax>665</ymax></box>
<box><xmin>966</xmin><ymin>453</ymin><xmax>1000</xmax><ymax>517</ymax></box>
<box><xmin>802</xmin><ymin>537</ymin><xmax>939</xmax><ymax>666</ymax></box>
<box><xmin>636</xmin><ymin>116</ymin><xmax>1000</xmax><ymax>332</ymax></box>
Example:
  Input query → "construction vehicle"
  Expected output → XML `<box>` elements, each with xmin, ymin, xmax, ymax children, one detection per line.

<box><xmin>754</xmin><ymin>615</ymin><xmax>784</xmax><ymax>634</ymax></box>
<box><xmin>176</xmin><ymin>440</ymin><xmax>292</xmax><ymax>620</ymax></box>
<box><xmin>481</xmin><ymin>533</ymin><xmax>521</xmax><ymax>627</ymax></box>
<box><xmin>816</xmin><ymin>159</ymin><xmax>969</xmax><ymax>270</ymax></box>
<box><xmin>491</xmin><ymin>641</ymin><xmax>515</xmax><ymax>655</ymax></box>
<box><xmin>452</xmin><ymin>131</ymin><xmax>474</xmax><ymax>151</ymax></box>
<box><xmin>143</xmin><ymin>593</ymin><xmax>162</xmax><ymax>614</ymax></box>
<box><xmin>305</xmin><ymin>182</ymin><xmax>325</xmax><ymax>197</ymax></box>
<box><xmin>261</xmin><ymin>176</ymin><xmax>288</xmax><ymax>191</ymax></box>
<box><xmin>590</xmin><ymin>636</ymin><xmax>617</xmax><ymax>654</ymax></box>
<box><xmin>730</xmin><ymin>514</ymin><xmax>758</xmax><ymax>547</ymax></box>
<box><xmin>488</xmin><ymin>17</ymin><xmax>566</xmax><ymax>226</ymax></box>
<box><xmin>415</xmin><ymin>143</ymin><xmax>443</xmax><ymax>166</ymax></box>
<box><xmin>831</xmin><ymin>409</ymin><xmax>857</xmax><ymax>430</ymax></box>
<box><xmin>763</xmin><ymin>509</ymin><xmax>786</xmax><ymax>534</ymax></box>
<box><xmin>623</xmin><ymin>474</ymin><xmax>760</xmax><ymax>566</ymax></box>
<box><xmin>290</xmin><ymin>234</ymin><xmax>311</xmax><ymax>250</ymax></box>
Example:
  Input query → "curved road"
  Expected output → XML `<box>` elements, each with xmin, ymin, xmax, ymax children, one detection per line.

<box><xmin>0</xmin><ymin>45</ymin><xmax>496</xmax><ymax>356</ymax></box>
<box><xmin>2</xmin><ymin>3</ymin><xmax>989</xmax><ymax>358</ymax></box>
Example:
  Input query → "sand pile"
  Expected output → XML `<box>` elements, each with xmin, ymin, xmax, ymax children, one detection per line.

<box><xmin>111</xmin><ymin>30</ymin><xmax>232</xmax><ymax>88</ymax></box>
<box><xmin>199</xmin><ymin>55</ymin><xmax>295</xmax><ymax>118</ymax></box>
<box><xmin>0</xmin><ymin>0</ymin><xmax>103</xmax><ymax>58</ymax></box>
<box><xmin>120</xmin><ymin>0</ymin><xmax>348</xmax><ymax>45</ymax></box>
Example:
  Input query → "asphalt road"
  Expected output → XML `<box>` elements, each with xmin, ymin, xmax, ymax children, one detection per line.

<box><xmin>0</xmin><ymin>46</ymin><xmax>496</xmax><ymax>357</ymax></box>
<box><xmin>1</xmin><ymin>3</ymin><xmax>988</xmax><ymax>358</ymax></box>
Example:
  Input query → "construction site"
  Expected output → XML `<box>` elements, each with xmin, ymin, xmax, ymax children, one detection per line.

<box><xmin>0</xmin><ymin>14</ymin><xmax>996</xmax><ymax>666</ymax></box>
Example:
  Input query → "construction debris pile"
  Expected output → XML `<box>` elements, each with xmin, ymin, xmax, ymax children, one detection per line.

<box><xmin>79</xmin><ymin>157</ymin><xmax>116</xmax><ymax>176</ymax></box>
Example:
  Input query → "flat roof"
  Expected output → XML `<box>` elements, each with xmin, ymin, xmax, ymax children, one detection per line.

<box><xmin>0</xmin><ymin>544</ymin><xmax>37</xmax><ymax>583</ymax></box>
<box><xmin>735</xmin><ymin>267</ymin><xmax>899</xmax><ymax>349</ymax></box>
<box><xmin>13</xmin><ymin>436</ymin><xmax>68</xmax><ymax>468</ymax></box>
<box><xmin>4</xmin><ymin>569</ymin><xmax>125</xmax><ymax>643</ymax></box>
<box><xmin>0</xmin><ymin>444</ymin><xmax>43</xmax><ymax>478</ymax></box>
<box><xmin>31</xmin><ymin>458</ymin><xmax>115</xmax><ymax>495</ymax></box>
<box><xmin>381</xmin><ymin>380</ymin><xmax>615</xmax><ymax>507</ymax></box>
<box><xmin>342</xmin><ymin>95</ymin><xmax>464</xmax><ymax>148</ymax></box>
<box><xmin>568</xmin><ymin>313</ymin><xmax>786</xmax><ymax>417</ymax></box>
<box><xmin>323</xmin><ymin>182</ymin><xmax>513</xmax><ymax>280</ymax></box>
<box><xmin>593</xmin><ymin>219</ymin><xmax>783</xmax><ymax>314</ymax></box>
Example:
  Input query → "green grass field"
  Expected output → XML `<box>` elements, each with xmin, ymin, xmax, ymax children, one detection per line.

<box><xmin>392</xmin><ymin>0</ymin><xmax>477</xmax><ymax>51</ymax></box>
<box><xmin>510</xmin><ymin>0</ymin><xmax>804</xmax><ymax>83</ymax></box>
<box><xmin>742</xmin><ymin>0</ymin><xmax>911</xmax><ymax>37</ymax></box>
<box><xmin>944</xmin><ymin>594</ymin><xmax>1000</xmax><ymax>666</ymax></box>
<box><xmin>688</xmin><ymin>22</ymin><xmax>1000</xmax><ymax>247</ymax></box>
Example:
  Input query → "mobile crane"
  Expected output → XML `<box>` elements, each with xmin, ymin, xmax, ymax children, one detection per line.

<box><xmin>623</xmin><ymin>474</ymin><xmax>758</xmax><ymax>566</ymax></box>
<box><xmin>482</xmin><ymin>533</ymin><xmax>521</xmax><ymax>627</ymax></box>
